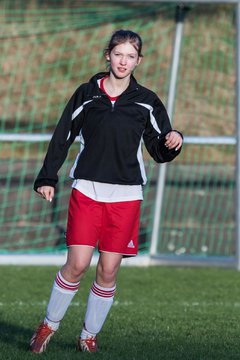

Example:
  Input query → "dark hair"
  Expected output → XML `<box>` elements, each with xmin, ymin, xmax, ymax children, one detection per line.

<box><xmin>104</xmin><ymin>29</ymin><xmax>143</xmax><ymax>58</ymax></box>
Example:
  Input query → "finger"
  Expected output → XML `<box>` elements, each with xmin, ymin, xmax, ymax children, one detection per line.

<box><xmin>37</xmin><ymin>190</ymin><xmax>45</xmax><ymax>198</ymax></box>
<box><xmin>165</xmin><ymin>138</ymin><xmax>177</xmax><ymax>148</ymax></box>
<box><xmin>166</xmin><ymin>134</ymin><xmax>181</xmax><ymax>145</ymax></box>
<box><xmin>38</xmin><ymin>190</ymin><xmax>50</xmax><ymax>201</ymax></box>
<box><xmin>46</xmin><ymin>188</ymin><xmax>55</xmax><ymax>202</ymax></box>
<box><xmin>175</xmin><ymin>139</ymin><xmax>183</xmax><ymax>151</ymax></box>
<box><xmin>45</xmin><ymin>191</ymin><xmax>53</xmax><ymax>202</ymax></box>
<box><xmin>165</xmin><ymin>138</ymin><xmax>172</xmax><ymax>147</ymax></box>
<box><xmin>166</xmin><ymin>139</ymin><xmax>181</xmax><ymax>150</ymax></box>
<box><xmin>165</xmin><ymin>133</ymin><xmax>176</xmax><ymax>144</ymax></box>
<box><xmin>37</xmin><ymin>186</ymin><xmax>54</xmax><ymax>202</ymax></box>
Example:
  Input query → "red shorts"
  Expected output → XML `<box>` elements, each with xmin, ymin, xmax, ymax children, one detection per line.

<box><xmin>66</xmin><ymin>189</ymin><xmax>141</xmax><ymax>257</ymax></box>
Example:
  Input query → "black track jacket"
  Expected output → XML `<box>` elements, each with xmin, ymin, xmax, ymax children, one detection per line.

<box><xmin>34</xmin><ymin>72</ymin><xmax>182</xmax><ymax>191</ymax></box>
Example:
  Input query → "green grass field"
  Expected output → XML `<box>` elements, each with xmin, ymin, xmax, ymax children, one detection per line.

<box><xmin>1</xmin><ymin>265</ymin><xmax>240</xmax><ymax>360</ymax></box>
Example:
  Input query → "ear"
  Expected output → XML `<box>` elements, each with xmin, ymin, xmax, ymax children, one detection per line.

<box><xmin>136</xmin><ymin>56</ymin><xmax>142</xmax><ymax>66</ymax></box>
<box><xmin>105</xmin><ymin>51</ymin><xmax>110</xmax><ymax>62</ymax></box>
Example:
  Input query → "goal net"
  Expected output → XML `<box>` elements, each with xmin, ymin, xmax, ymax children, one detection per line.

<box><xmin>0</xmin><ymin>1</ymin><xmax>237</xmax><ymax>264</ymax></box>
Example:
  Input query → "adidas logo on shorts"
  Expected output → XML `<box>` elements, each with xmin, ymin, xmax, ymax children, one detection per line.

<box><xmin>127</xmin><ymin>240</ymin><xmax>135</xmax><ymax>248</ymax></box>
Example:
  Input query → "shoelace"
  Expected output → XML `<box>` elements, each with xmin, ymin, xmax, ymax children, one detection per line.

<box><xmin>84</xmin><ymin>337</ymin><xmax>97</xmax><ymax>351</ymax></box>
<box><xmin>35</xmin><ymin>324</ymin><xmax>53</xmax><ymax>340</ymax></box>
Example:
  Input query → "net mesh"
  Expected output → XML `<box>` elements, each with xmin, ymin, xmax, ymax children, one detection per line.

<box><xmin>0</xmin><ymin>1</ymin><xmax>236</xmax><ymax>259</ymax></box>
<box><xmin>159</xmin><ymin>4</ymin><xmax>236</xmax><ymax>258</ymax></box>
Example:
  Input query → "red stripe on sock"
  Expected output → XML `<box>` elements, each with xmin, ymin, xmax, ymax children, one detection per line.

<box><xmin>55</xmin><ymin>273</ymin><xmax>80</xmax><ymax>291</ymax></box>
<box><xmin>91</xmin><ymin>283</ymin><xmax>115</xmax><ymax>298</ymax></box>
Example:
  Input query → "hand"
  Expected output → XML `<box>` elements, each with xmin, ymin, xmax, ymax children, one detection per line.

<box><xmin>37</xmin><ymin>186</ymin><xmax>55</xmax><ymax>202</ymax></box>
<box><xmin>165</xmin><ymin>131</ymin><xmax>183</xmax><ymax>151</ymax></box>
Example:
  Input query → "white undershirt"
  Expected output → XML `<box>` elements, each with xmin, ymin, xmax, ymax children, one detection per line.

<box><xmin>72</xmin><ymin>179</ymin><xmax>143</xmax><ymax>202</ymax></box>
<box><xmin>72</xmin><ymin>77</ymin><xmax>144</xmax><ymax>203</ymax></box>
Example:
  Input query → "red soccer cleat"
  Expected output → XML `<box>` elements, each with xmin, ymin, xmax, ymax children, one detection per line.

<box><xmin>30</xmin><ymin>322</ymin><xmax>55</xmax><ymax>353</ymax></box>
<box><xmin>77</xmin><ymin>336</ymin><xmax>99</xmax><ymax>353</ymax></box>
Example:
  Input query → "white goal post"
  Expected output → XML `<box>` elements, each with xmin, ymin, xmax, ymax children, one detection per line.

<box><xmin>1</xmin><ymin>0</ymin><xmax>240</xmax><ymax>268</ymax></box>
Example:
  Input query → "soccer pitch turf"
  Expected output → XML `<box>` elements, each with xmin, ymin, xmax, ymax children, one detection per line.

<box><xmin>1</xmin><ymin>265</ymin><xmax>240</xmax><ymax>360</ymax></box>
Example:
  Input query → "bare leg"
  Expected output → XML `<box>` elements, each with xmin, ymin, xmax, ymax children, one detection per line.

<box><xmin>96</xmin><ymin>252</ymin><xmax>123</xmax><ymax>287</ymax></box>
<box><xmin>80</xmin><ymin>252</ymin><xmax>122</xmax><ymax>344</ymax></box>
<box><xmin>61</xmin><ymin>245</ymin><xmax>95</xmax><ymax>282</ymax></box>
<box><xmin>45</xmin><ymin>246</ymin><xmax>95</xmax><ymax>328</ymax></box>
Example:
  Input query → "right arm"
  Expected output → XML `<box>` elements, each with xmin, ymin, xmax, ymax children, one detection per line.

<box><xmin>34</xmin><ymin>86</ymin><xmax>86</xmax><ymax>195</ymax></box>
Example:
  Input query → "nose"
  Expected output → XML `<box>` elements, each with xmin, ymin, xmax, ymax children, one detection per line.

<box><xmin>120</xmin><ymin>56</ymin><xmax>127</xmax><ymax>65</ymax></box>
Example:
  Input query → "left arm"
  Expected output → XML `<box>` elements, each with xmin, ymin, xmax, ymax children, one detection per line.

<box><xmin>164</xmin><ymin>130</ymin><xmax>183</xmax><ymax>151</ymax></box>
<box><xmin>143</xmin><ymin>95</ymin><xmax>183</xmax><ymax>163</ymax></box>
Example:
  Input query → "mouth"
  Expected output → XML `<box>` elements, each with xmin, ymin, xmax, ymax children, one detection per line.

<box><xmin>117</xmin><ymin>67</ymin><xmax>127</xmax><ymax>73</ymax></box>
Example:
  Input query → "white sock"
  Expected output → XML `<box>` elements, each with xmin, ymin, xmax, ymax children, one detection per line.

<box><xmin>44</xmin><ymin>271</ymin><xmax>80</xmax><ymax>331</ymax></box>
<box><xmin>81</xmin><ymin>281</ymin><xmax>116</xmax><ymax>339</ymax></box>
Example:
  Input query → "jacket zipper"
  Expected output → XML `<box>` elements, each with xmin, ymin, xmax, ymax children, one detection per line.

<box><xmin>96</xmin><ymin>86</ymin><xmax>139</xmax><ymax>112</ymax></box>
<box><xmin>110</xmin><ymin>87</ymin><xmax>139</xmax><ymax>112</ymax></box>
<box><xmin>111</xmin><ymin>100</ymin><xmax>116</xmax><ymax>112</ymax></box>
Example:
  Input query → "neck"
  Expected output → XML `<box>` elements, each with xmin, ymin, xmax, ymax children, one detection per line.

<box><xmin>104</xmin><ymin>73</ymin><xmax>131</xmax><ymax>97</ymax></box>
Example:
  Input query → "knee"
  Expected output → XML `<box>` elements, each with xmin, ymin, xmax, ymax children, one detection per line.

<box><xmin>97</xmin><ymin>263</ymin><xmax>117</xmax><ymax>284</ymax></box>
<box><xmin>72</xmin><ymin>262</ymin><xmax>90</xmax><ymax>277</ymax></box>
<box><xmin>62</xmin><ymin>261</ymin><xmax>90</xmax><ymax>282</ymax></box>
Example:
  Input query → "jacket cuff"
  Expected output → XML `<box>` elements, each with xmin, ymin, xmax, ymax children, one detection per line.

<box><xmin>33</xmin><ymin>179</ymin><xmax>57</xmax><ymax>193</ymax></box>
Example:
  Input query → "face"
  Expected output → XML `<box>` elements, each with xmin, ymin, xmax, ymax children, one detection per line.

<box><xmin>106</xmin><ymin>41</ymin><xmax>142</xmax><ymax>79</ymax></box>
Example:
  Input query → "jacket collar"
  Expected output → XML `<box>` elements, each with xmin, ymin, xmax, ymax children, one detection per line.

<box><xmin>89</xmin><ymin>72</ymin><xmax>139</xmax><ymax>93</ymax></box>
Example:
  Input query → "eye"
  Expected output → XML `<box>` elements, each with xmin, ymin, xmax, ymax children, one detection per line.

<box><xmin>128</xmin><ymin>54</ymin><xmax>137</xmax><ymax>59</ymax></box>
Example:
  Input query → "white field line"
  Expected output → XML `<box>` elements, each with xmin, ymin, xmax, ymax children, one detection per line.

<box><xmin>0</xmin><ymin>300</ymin><xmax>133</xmax><ymax>307</ymax></box>
<box><xmin>0</xmin><ymin>254</ymin><xmax>151</xmax><ymax>266</ymax></box>
<box><xmin>1</xmin><ymin>300</ymin><xmax>240</xmax><ymax>308</ymax></box>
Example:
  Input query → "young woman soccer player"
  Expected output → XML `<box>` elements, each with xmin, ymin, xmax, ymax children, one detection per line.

<box><xmin>30</xmin><ymin>29</ymin><xmax>183</xmax><ymax>354</ymax></box>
